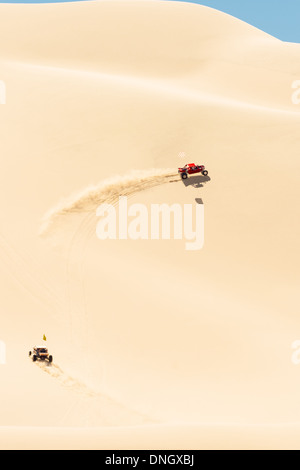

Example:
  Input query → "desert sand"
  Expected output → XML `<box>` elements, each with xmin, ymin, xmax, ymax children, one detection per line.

<box><xmin>0</xmin><ymin>0</ymin><xmax>300</xmax><ymax>450</ymax></box>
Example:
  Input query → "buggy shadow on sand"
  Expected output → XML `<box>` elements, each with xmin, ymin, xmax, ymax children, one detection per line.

<box><xmin>182</xmin><ymin>174</ymin><xmax>211</xmax><ymax>188</ymax></box>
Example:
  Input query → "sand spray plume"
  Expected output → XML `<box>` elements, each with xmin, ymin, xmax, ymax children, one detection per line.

<box><xmin>39</xmin><ymin>168</ymin><xmax>178</xmax><ymax>236</ymax></box>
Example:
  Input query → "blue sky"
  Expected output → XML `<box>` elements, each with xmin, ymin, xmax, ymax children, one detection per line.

<box><xmin>167</xmin><ymin>0</ymin><xmax>300</xmax><ymax>43</ymax></box>
<box><xmin>1</xmin><ymin>0</ymin><xmax>299</xmax><ymax>43</ymax></box>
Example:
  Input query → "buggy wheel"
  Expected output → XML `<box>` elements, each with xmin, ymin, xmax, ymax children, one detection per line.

<box><xmin>181</xmin><ymin>173</ymin><xmax>188</xmax><ymax>180</ymax></box>
<box><xmin>29</xmin><ymin>351</ymin><xmax>32</xmax><ymax>357</ymax></box>
<box><xmin>202</xmin><ymin>170</ymin><xmax>208</xmax><ymax>176</ymax></box>
<box><xmin>48</xmin><ymin>355</ymin><xmax>53</xmax><ymax>364</ymax></box>
<box><xmin>32</xmin><ymin>355</ymin><xmax>37</xmax><ymax>362</ymax></box>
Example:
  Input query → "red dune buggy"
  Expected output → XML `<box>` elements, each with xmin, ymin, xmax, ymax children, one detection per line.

<box><xmin>178</xmin><ymin>163</ymin><xmax>208</xmax><ymax>180</ymax></box>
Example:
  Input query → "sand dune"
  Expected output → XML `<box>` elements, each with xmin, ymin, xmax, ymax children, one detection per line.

<box><xmin>0</xmin><ymin>0</ymin><xmax>300</xmax><ymax>449</ymax></box>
